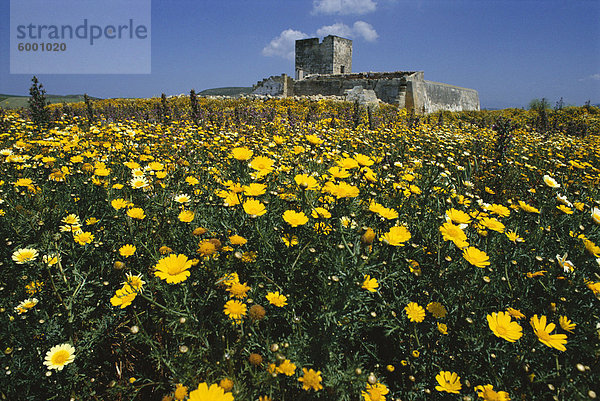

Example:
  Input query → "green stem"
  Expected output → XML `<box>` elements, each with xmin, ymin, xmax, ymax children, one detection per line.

<box><xmin>414</xmin><ymin>323</ymin><xmax>420</xmax><ymax>347</ymax></box>
<box><xmin>54</xmin><ymin>247</ymin><xmax>69</xmax><ymax>285</ymax></box>
<box><xmin>504</xmin><ymin>262</ymin><xmax>513</xmax><ymax>293</ymax></box>
<box><xmin>258</xmin><ymin>270</ymin><xmax>283</xmax><ymax>292</ymax></box>
<box><xmin>290</xmin><ymin>241</ymin><xmax>312</xmax><ymax>271</ymax></box>
<box><xmin>340</xmin><ymin>231</ymin><xmax>356</xmax><ymax>263</ymax></box>
<box><xmin>45</xmin><ymin>264</ymin><xmax>69</xmax><ymax>317</ymax></box>
<box><xmin>133</xmin><ymin>312</ymin><xmax>177</xmax><ymax>376</ymax></box>
<box><xmin>255</xmin><ymin>218</ymin><xmax>275</xmax><ymax>252</ymax></box>
<box><xmin>138</xmin><ymin>292</ymin><xmax>188</xmax><ymax>317</ymax></box>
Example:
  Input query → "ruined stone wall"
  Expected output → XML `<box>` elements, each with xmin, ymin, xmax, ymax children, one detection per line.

<box><xmin>251</xmin><ymin>74</ymin><xmax>293</xmax><ymax>96</ymax></box>
<box><xmin>294</xmin><ymin>71</ymin><xmax>419</xmax><ymax>104</ymax></box>
<box><xmin>406</xmin><ymin>80</ymin><xmax>480</xmax><ymax>113</ymax></box>
<box><xmin>251</xmin><ymin>70</ymin><xmax>479</xmax><ymax>113</ymax></box>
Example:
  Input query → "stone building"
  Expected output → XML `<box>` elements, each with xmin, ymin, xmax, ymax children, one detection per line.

<box><xmin>295</xmin><ymin>35</ymin><xmax>352</xmax><ymax>79</ymax></box>
<box><xmin>252</xmin><ymin>35</ymin><xmax>480</xmax><ymax>113</ymax></box>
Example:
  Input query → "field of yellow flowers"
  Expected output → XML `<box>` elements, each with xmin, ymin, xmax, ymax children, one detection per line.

<box><xmin>0</xmin><ymin>98</ymin><xmax>599</xmax><ymax>401</ymax></box>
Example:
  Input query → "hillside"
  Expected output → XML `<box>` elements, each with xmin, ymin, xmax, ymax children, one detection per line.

<box><xmin>0</xmin><ymin>94</ymin><xmax>98</xmax><ymax>109</ymax></box>
<box><xmin>198</xmin><ymin>87</ymin><xmax>253</xmax><ymax>96</ymax></box>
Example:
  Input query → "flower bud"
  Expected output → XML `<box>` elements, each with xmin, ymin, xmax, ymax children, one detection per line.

<box><xmin>248</xmin><ymin>353</ymin><xmax>263</xmax><ymax>366</ymax></box>
<box><xmin>219</xmin><ymin>378</ymin><xmax>233</xmax><ymax>392</ymax></box>
<box><xmin>249</xmin><ymin>305</ymin><xmax>266</xmax><ymax>321</ymax></box>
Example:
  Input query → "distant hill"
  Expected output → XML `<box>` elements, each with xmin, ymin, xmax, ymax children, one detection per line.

<box><xmin>198</xmin><ymin>87</ymin><xmax>253</xmax><ymax>96</ymax></box>
<box><xmin>0</xmin><ymin>94</ymin><xmax>99</xmax><ymax>109</ymax></box>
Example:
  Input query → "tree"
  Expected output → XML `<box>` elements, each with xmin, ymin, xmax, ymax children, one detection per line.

<box><xmin>528</xmin><ymin>98</ymin><xmax>550</xmax><ymax>134</ymax></box>
<box><xmin>84</xmin><ymin>93</ymin><xmax>94</xmax><ymax>123</ymax></box>
<box><xmin>28</xmin><ymin>76</ymin><xmax>51</xmax><ymax>128</ymax></box>
<box><xmin>189</xmin><ymin>89</ymin><xmax>199</xmax><ymax>123</ymax></box>
<box><xmin>554</xmin><ymin>97</ymin><xmax>564</xmax><ymax>111</ymax></box>
<box><xmin>528</xmin><ymin>98</ymin><xmax>551</xmax><ymax>111</ymax></box>
<box><xmin>160</xmin><ymin>93</ymin><xmax>170</xmax><ymax>124</ymax></box>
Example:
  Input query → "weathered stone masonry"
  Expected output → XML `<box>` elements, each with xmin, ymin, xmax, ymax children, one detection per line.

<box><xmin>295</xmin><ymin>36</ymin><xmax>352</xmax><ymax>79</ymax></box>
<box><xmin>253</xmin><ymin>35</ymin><xmax>480</xmax><ymax>113</ymax></box>
<box><xmin>252</xmin><ymin>74</ymin><xmax>294</xmax><ymax>97</ymax></box>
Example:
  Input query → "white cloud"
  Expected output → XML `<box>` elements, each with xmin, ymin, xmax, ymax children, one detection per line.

<box><xmin>262</xmin><ymin>29</ymin><xmax>309</xmax><ymax>60</ymax></box>
<box><xmin>578</xmin><ymin>73</ymin><xmax>600</xmax><ymax>82</ymax></box>
<box><xmin>312</xmin><ymin>0</ymin><xmax>377</xmax><ymax>15</ymax></box>
<box><xmin>316</xmin><ymin>21</ymin><xmax>378</xmax><ymax>42</ymax></box>
<box><xmin>263</xmin><ymin>21</ymin><xmax>378</xmax><ymax>60</ymax></box>
<box><xmin>316</xmin><ymin>23</ymin><xmax>354</xmax><ymax>38</ymax></box>
<box><xmin>351</xmin><ymin>21</ymin><xmax>378</xmax><ymax>41</ymax></box>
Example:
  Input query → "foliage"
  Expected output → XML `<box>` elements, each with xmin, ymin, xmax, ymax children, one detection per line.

<box><xmin>160</xmin><ymin>93</ymin><xmax>171</xmax><ymax>125</ymax></box>
<box><xmin>434</xmin><ymin>105</ymin><xmax>600</xmax><ymax>138</ymax></box>
<box><xmin>528</xmin><ymin>98</ymin><xmax>552</xmax><ymax>111</ymax></box>
<box><xmin>189</xmin><ymin>90</ymin><xmax>199</xmax><ymax>123</ymax></box>
<box><xmin>84</xmin><ymin>94</ymin><xmax>94</xmax><ymax>124</ymax></box>
<box><xmin>28</xmin><ymin>76</ymin><xmax>51</xmax><ymax>129</ymax></box>
<box><xmin>0</xmin><ymin>99</ymin><xmax>599</xmax><ymax>401</ymax></box>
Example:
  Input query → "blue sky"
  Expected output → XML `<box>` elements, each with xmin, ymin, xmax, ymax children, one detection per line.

<box><xmin>1</xmin><ymin>0</ymin><xmax>598</xmax><ymax>108</ymax></box>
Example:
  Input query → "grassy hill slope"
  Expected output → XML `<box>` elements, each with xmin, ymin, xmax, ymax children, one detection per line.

<box><xmin>198</xmin><ymin>87</ymin><xmax>253</xmax><ymax>96</ymax></box>
<box><xmin>0</xmin><ymin>94</ymin><xmax>96</xmax><ymax>109</ymax></box>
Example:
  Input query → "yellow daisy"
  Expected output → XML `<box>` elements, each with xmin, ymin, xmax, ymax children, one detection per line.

<box><xmin>530</xmin><ymin>314</ymin><xmax>567</xmax><ymax>351</ymax></box>
<box><xmin>154</xmin><ymin>254</ymin><xmax>193</xmax><ymax>284</ymax></box>
<box><xmin>12</xmin><ymin>248</ymin><xmax>39</xmax><ymax>264</ymax></box>
<box><xmin>43</xmin><ymin>343</ymin><xmax>76</xmax><ymax>371</ymax></box>
<box><xmin>362</xmin><ymin>275</ymin><xmax>379</xmax><ymax>292</ymax></box>
<box><xmin>119</xmin><ymin>244</ymin><xmax>136</xmax><ymax>258</ymax></box>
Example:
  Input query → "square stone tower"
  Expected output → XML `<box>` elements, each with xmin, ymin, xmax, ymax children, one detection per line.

<box><xmin>295</xmin><ymin>35</ymin><xmax>352</xmax><ymax>80</ymax></box>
